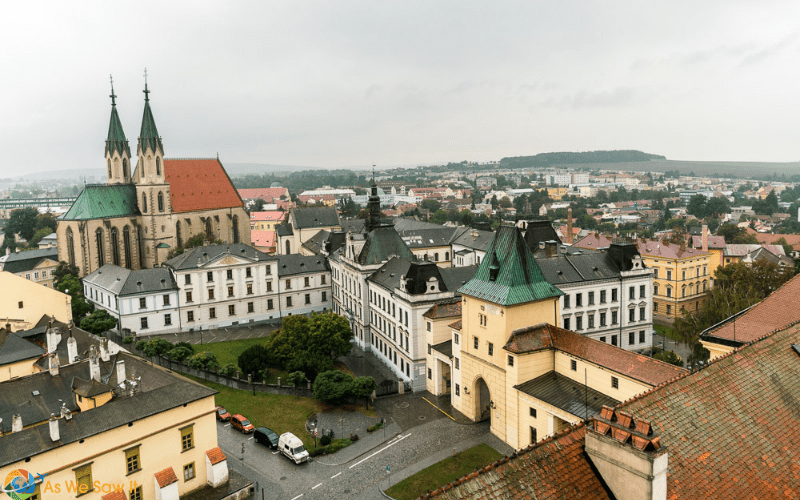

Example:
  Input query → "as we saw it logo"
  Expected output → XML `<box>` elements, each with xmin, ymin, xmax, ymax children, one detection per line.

<box><xmin>3</xmin><ymin>469</ymin><xmax>46</xmax><ymax>500</ymax></box>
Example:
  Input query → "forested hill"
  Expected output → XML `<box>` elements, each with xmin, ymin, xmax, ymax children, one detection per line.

<box><xmin>500</xmin><ymin>150</ymin><xmax>666</xmax><ymax>169</ymax></box>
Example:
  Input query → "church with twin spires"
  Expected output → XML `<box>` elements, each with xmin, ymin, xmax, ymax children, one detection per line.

<box><xmin>57</xmin><ymin>81</ymin><xmax>249</xmax><ymax>277</ymax></box>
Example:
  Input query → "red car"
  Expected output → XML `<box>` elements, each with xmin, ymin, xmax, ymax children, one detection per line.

<box><xmin>215</xmin><ymin>406</ymin><xmax>231</xmax><ymax>422</ymax></box>
<box><xmin>231</xmin><ymin>414</ymin><xmax>255</xmax><ymax>433</ymax></box>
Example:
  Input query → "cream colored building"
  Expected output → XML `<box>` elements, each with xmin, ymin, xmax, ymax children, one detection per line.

<box><xmin>0</xmin><ymin>272</ymin><xmax>72</xmax><ymax>331</ymax></box>
<box><xmin>0</xmin><ymin>248</ymin><xmax>60</xmax><ymax>288</ymax></box>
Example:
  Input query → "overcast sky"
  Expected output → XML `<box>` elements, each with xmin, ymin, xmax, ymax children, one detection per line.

<box><xmin>2</xmin><ymin>1</ymin><xmax>799</xmax><ymax>175</ymax></box>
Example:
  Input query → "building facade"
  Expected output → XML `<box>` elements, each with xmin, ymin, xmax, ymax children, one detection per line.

<box><xmin>0</xmin><ymin>248</ymin><xmax>59</xmax><ymax>288</ymax></box>
<box><xmin>277</xmin><ymin>254</ymin><xmax>332</xmax><ymax>317</ymax></box>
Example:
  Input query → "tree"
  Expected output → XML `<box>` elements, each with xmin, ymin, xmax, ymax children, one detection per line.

<box><xmin>79</xmin><ymin>309</ymin><xmax>117</xmax><ymax>335</ymax></box>
<box><xmin>774</xmin><ymin>237</ymin><xmax>794</xmax><ymax>257</ymax></box>
<box><xmin>420</xmin><ymin>199</ymin><xmax>441</xmax><ymax>212</ymax></box>
<box><xmin>654</xmin><ymin>350</ymin><xmax>683</xmax><ymax>367</ymax></box>
<box><xmin>250</xmin><ymin>198</ymin><xmax>266</xmax><ymax>212</ymax></box>
<box><xmin>187</xmin><ymin>351</ymin><xmax>220</xmax><ymax>372</ymax></box>
<box><xmin>498</xmin><ymin>196</ymin><xmax>512</xmax><ymax>209</ymax></box>
<box><xmin>238</xmin><ymin>344</ymin><xmax>270</xmax><ymax>379</ymax></box>
<box><xmin>687</xmin><ymin>194</ymin><xmax>707</xmax><ymax>218</ymax></box>
<box><xmin>53</xmin><ymin>263</ymin><xmax>93</xmax><ymax>321</ymax></box>
<box><xmin>313</xmin><ymin>370</ymin><xmax>354</xmax><ymax>406</ymax></box>
<box><xmin>35</xmin><ymin>213</ymin><xmax>58</xmax><ymax>233</ymax></box>
<box><xmin>5</xmin><ymin>208</ymin><xmax>38</xmax><ymax>241</ymax></box>
<box><xmin>431</xmin><ymin>210</ymin><xmax>448</xmax><ymax>225</ymax></box>
<box><xmin>286</xmin><ymin>371</ymin><xmax>308</xmax><ymax>395</ymax></box>
<box><xmin>142</xmin><ymin>338</ymin><xmax>174</xmax><ymax>358</ymax></box>
<box><xmin>351</xmin><ymin>376</ymin><xmax>377</xmax><ymax>408</ymax></box>
<box><xmin>459</xmin><ymin>210</ymin><xmax>474</xmax><ymax>227</ymax></box>
<box><xmin>168</xmin><ymin>345</ymin><xmax>194</xmax><ymax>362</ymax></box>
<box><xmin>490</xmin><ymin>195</ymin><xmax>498</xmax><ymax>209</ymax></box>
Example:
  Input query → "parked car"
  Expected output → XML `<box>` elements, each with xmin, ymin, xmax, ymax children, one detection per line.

<box><xmin>215</xmin><ymin>406</ymin><xmax>231</xmax><ymax>422</ymax></box>
<box><xmin>278</xmin><ymin>432</ymin><xmax>309</xmax><ymax>464</ymax></box>
<box><xmin>254</xmin><ymin>427</ymin><xmax>280</xmax><ymax>449</ymax></box>
<box><xmin>230</xmin><ymin>414</ymin><xmax>255</xmax><ymax>433</ymax></box>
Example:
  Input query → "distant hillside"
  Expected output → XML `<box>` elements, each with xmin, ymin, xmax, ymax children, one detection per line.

<box><xmin>575</xmin><ymin>159</ymin><xmax>800</xmax><ymax>180</ymax></box>
<box><xmin>500</xmin><ymin>150</ymin><xmax>666</xmax><ymax>169</ymax></box>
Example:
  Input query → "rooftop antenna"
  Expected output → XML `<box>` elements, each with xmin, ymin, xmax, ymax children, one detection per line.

<box><xmin>109</xmin><ymin>74</ymin><xmax>116</xmax><ymax>106</ymax></box>
<box><xmin>143</xmin><ymin>68</ymin><xmax>150</xmax><ymax>101</ymax></box>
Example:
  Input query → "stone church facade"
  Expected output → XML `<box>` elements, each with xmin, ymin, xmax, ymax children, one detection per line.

<box><xmin>57</xmin><ymin>83</ymin><xmax>249</xmax><ymax>277</ymax></box>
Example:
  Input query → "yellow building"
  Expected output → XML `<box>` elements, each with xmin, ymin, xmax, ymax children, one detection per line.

<box><xmin>0</xmin><ymin>347</ymin><xmax>250</xmax><ymax>500</ymax></box>
<box><xmin>449</xmin><ymin>226</ymin><xmax>686</xmax><ymax>449</ymax></box>
<box><xmin>547</xmin><ymin>187</ymin><xmax>569</xmax><ymax>199</ymax></box>
<box><xmin>636</xmin><ymin>239</ymin><xmax>713</xmax><ymax>323</ymax></box>
<box><xmin>424</xmin><ymin>299</ymin><xmax>462</xmax><ymax>395</ymax></box>
<box><xmin>0</xmin><ymin>272</ymin><xmax>72</xmax><ymax>331</ymax></box>
<box><xmin>0</xmin><ymin>248</ymin><xmax>60</xmax><ymax>288</ymax></box>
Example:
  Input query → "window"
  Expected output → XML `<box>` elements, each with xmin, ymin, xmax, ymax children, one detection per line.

<box><xmin>564</xmin><ymin>294</ymin><xmax>570</xmax><ymax>308</ymax></box>
<box><xmin>246</xmin><ymin>283</ymin><xmax>253</xmax><ymax>295</ymax></box>
<box><xmin>473</xmin><ymin>337</ymin><xmax>479</xmax><ymax>349</ymax></box>
<box><xmin>612</xmin><ymin>311</ymin><xmax>618</xmax><ymax>325</ymax></box>
<box><xmin>129</xmin><ymin>485</ymin><xmax>143</xmax><ymax>500</ymax></box>
<box><xmin>576</xmin><ymin>315</ymin><xmax>583</xmax><ymax>330</ymax></box>
<box><xmin>266</xmin><ymin>265</ymin><xmax>272</xmax><ymax>275</ymax></box>
<box><xmin>479</xmin><ymin>313</ymin><xmax>487</xmax><ymax>326</ymax></box>
<box><xmin>600</xmin><ymin>290</ymin><xmax>606</xmax><ymax>303</ymax></box>
<box><xmin>640</xmin><ymin>330</ymin><xmax>645</xmax><ymax>343</ymax></box>
<box><xmin>640</xmin><ymin>307</ymin><xmax>646</xmax><ymax>321</ymax></box>
<box><xmin>612</xmin><ymin>288</ymin><xmax>618</xmax><ymax>302</ymax></box>
<box><xmin>666</xmin><ymin>287</ymin><xmax>672</xmax><ymax>298</ymax></box>
<box><xmin>654</xmin><ymin>284</ymin><xmax>659</xmax><ymax>296</ymax></box>
<box><xmin>183</xmin><ymin>462</ymin><xmax>195</xmax><ymax>481</ymax></box>
<box><xmin>322</xmin><ymin>291</ymin><xmax>327</xmax><ymax>301</ymax></box>
<box><xmin>666</xmin><ymin>304</ymin><xmax>672</xmax><ymax>315</ymax></box>
<box><xmin>163</xmin><ymin>294</ymin><xmax>170</xmax><ymax>306</ymax></box>
<box><xmin>140</xmin><ymin>317</ymin><xmax>148</xmax><ymax>329</ymax></box>
<box><xmin>588</xmin><ymin>314</ymin><xmax>595</xmax><ymax>329</ymax></box>
<box><xmin>74</xmin><ymin>464</ymin><xmax>92</xmax><ymax>496</ymax></box>
<box><xmin>304</xmin><ymin>277</ymin><xmax>310</xmax><ymax>287</ymax></box>
<box><xmin>246</xmin><ymin>267</ymin><xmax>252</xmax><ymax>278</ymax></box>
<box><xmin>427</xmin><ymin>343</ymin><xmax>432</xmax><ymax>354</ymax></box>
<box><xmin>454</xmin><ymin>333</ymin><xmax>459</xmax><ymax>344</ymax></box>
<box><xmin>611</xmin><ymin>376</ymin><xmax>619</xmax><ymax>389</ymax></box>
<box><xmin>530</xmin><ymin>407</ymin><xmax>537</xmax><ymax>418</ymax></box>
<box><xmin>139</xmin><ymin>297</ymin><xmax>146</xmax><ymax>309</ymax></box>
<box><xmin>267</xmin><ymin>281</ymin><xmax>273</xmax><ymax>292</ymax></box>
<box><xmin>654</xmin><ymin>302</ymin><xmax>658</xmax><ymax>311</ymax></box>
<box><xmin>507</xmin><ymin>355</ymin><xmax>514</xmax><ymax>367</ymax></box>
<box><xmin>455</xmin><ymin>384</ymin><xmax>460</xmax><ymax>396</ymax></box>
<box><xmin>207</xmin><ymin>271</ymin><xmax>214</xmax><ymax>282</ymax></box>
<box><xmin>184</xmin><ymin>275</ymin><xmax>191</xmax><ymax>285</ymax></box>
<box><xmin>226</xmin><ymin>286</ymin><xmax>233</xmax><ymax>298</ymax></box>
<box><xmin>629</xmin><ymin>331</ymin><xmax>635</xmax><ymax>346</ymax></box>
<box><xmin>181</xmin><ymin>425</ymin><xmax>194</xmax><ymax>451</ymax></box>
<box><xmin>488</xmin><ymin>343</ymin><xmax>494</xmax><ymax>356</ymax></box>
<box><xmin>286</xmin><ymin>297</ymin><xmax>292</xmax><ymax>307</ymax></box>
<box><xmin>600</xmin><ymin>312</ymin><xmax>606</xmax><ymax>327</ymax></box>
<box><xmin>576</xmin><ymin>293</ymin><xmax>582</xmax><ymax>307</ymax></box>
<box><xmin>530</xmin><ymin>427</ymin><xmax>537</xmax><ymax>444</ymax></box>
<box><xmin>666</xmin><ymin>270</ymin><xmax>672</xmax><ymax>280</ymax></box>
<box><xmin>186</xmin><ymin>291</ymin><xmax>193</xmax><ymax>302</ymax></box>
<box><xmin>285</xmin><ymin>279</ymin><xmax>292</xmax><ymax>289</ymax></box>
<box><xmin>629</xmin><ymin>286</ymin><xmax>635</xmax><ymax>299</ymax></box>
<box><xmin>600</xmin><ymin>336</ymin><xmax>606</xmax><ymax>343</ymax></box>
<box><xmin>682</xmin><ymin>270</ymin><xmax>686</xmax><ymax>280</ymax></box>
<box><xmin>640</xmin><ymin>285</ymin><xmax>646</xmax><ymax>298</ymax></box>
<box><xmin>209</xmin><ymin>307</ymin><xmax>216</xmax><ymax>319</ymax></box>
<box><xmin>208</xmin><ymin>289</ymin><xmax>215</xmax><ymax>300</ymax></box>
<box><xmin>187</xmin><ymin>311</ymin><xmax>194</xmax><ymax>322</ymax></box>
<box><xmin>563</xmin><ymin>317</ymin><xmax>570</xmax><ymax>330</ymax></box>
<box><xmin>321</xmin><ymin>275</ymin><xmax>327</xmax><ymax>284</ymax></box>
<box><xmin>570</xmin><ymin>359</ymin><xmax>577</xmax><ymax>371</ymax></box>
<box><xmin>455</xmin><ymin>357</ymin><xmax>460</xmax><ymax>369</ymax></box>
<box><xmin>226</xmin><ymin>269</ymin><xmax>233</xmax><ymax>280</ymax></box>
<box><xmin>305</xmin><ymin>293</ymin><xmax>311</xmax><ymax>304</ymax></box>
<box><xmin>629</xmin><ymin>308</ymin><xmax>635</xmax><ymax>322</ymax></box>
<box><xmin>267</xmin><ymin>299</ymin><xmax>274</xmax><ymax>310</ymax></box>
<box><xmin>654</xmin><ymin>268</ymin><xmax>659</xmax><ymax>278</ymax></box>
<box><xmin>125</xmin><ymin>445</ymin><xmax>141</xmax><ymax>474</ymax></box>
<box><xmin>228</xmin><ymin>304</ymin><xmax>235</xmax><ymax>316</ymax></box>
<box><xmin>164</xmin><ymin>314</ymin><xmax>172</xmax><ymax>326</ymax></box>
<box><xmin>427</xmin><ymin>368</ymin><xmax>432</xmax><ymax>380</ymax></box>
<box><xmin>588</xmin><ymin>291</ymin><xmax>595</xmax><ymax>305</ymax></box>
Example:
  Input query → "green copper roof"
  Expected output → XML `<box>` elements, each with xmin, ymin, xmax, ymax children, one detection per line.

<box><xmin>106</xmin><ymin>102</ymin><xmax>130</xmax><ymax>158</ymax></box>
<box><xmin>358</xmin><ymin>227</ymin><xmax>415</xmax><ymax>265</ymax></box>
<box><xmin>458</xmin><ymin>225</ymin><xmax>562</xmax><ymax>306</ymax></box>
<box><xmin>62</xmin><ymin>184</ymin><xmax>140</xmax><ymax>220</ymax></box>
<box><xmin>138</xmin><ymin>84</ymin><xmax>163</xmax><ymax>155</ymax></box>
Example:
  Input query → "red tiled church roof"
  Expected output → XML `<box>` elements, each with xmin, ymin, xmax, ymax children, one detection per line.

<box><xmin>505</xmin><ymin>323</ymin><xmax>687</xmax><ymax>386</ymax></box>
<box><xmin>164</xmin><ymin>159</ymin><xmax>244</xmax><ymax>214</ymax></box>
<box><xmin>154</xmin><ymin>466</ymin><xmax>178</xmax><ymax>488</ymax></box>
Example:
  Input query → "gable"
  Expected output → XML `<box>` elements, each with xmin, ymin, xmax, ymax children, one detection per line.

<box><xmin>204</xmin><ymin>254</ymin><xmax>255</xmax><ymax>268</ymax></box>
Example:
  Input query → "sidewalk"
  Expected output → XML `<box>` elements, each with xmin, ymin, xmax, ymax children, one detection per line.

<box><xmin>312</xmin><ymin>420</ymin><xmax>403</xmax><ymax>466</ymax></box>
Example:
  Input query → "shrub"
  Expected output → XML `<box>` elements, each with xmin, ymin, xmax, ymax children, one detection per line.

<box><xmin>313</xmin><ymin>370</ymin><xmax>354</xmax><ymax>405</ymax></box>
<box><xmin>174</xmin><ymin>341</ymin><xmax>195</xmax><ymax>353</ymax></box>
<box><xmin>79</xmin><ymin>309</ymin><xmax>118</xmax><ymax>335</ymax></box>
<box><xmin>135</xmin><ymin>339</ymin><xmax>149</xmax><ymax>351</ymax></box>
<box><xmin>122</xmin><ymin>336</ymin><xmax>134</xmax><ymax>344</ymax></box>
<box><xmin>187</xmin><ymin>351</ymin><xmax>220</xmax><ymax>372</ymax></box>
<box><xmin>320</xmin><ymin>435</ymin><xmax>332</xmax><ymax>446</ymax></box>
<box><xmin>218</xmin><ymin>363</ymin><xmax>239</xmax><ymax>378</ymax></box>
<box><xmin>168</xmin><ymin>346</ymin><xmax>194</xmax><ymax>362</ymax></box>
<box><xmin>367</xmin><ymin>421</ymin><xmax>384</xmax><ymax>433</ymax></box>
<box><xmin>143</xmin><ymin>338</ymin><xmax>174</xmax><ymax>358</ymax></box>
<box><xmin>237</xmin><ymin>344</ymin><xmax>269</xmax><ymax>378</ymax></box>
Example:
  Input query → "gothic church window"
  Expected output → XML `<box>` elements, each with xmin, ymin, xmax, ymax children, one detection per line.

<box><xmin>142</xmin><ymin>193</ymin><xmax>147</xmax><ymax>213</ymax></box>
<box><xmin>176</xmin><ymin>221</ymin><xmax>182</xmax><ymax>248</ymax></box>
<box><xmin>232</xmin><ymin>215</ymin><xmax>240</xmax><ymax>244</ymax></box>
<box><xmin>66</xmin><ymin>227</ymin><xmax>75</xmax><ymax>266</ymax></box>
<box><xmin>122</xmin><ymin>159</ymin><xmax>128</xmax><ymax>178</ymax></box>
<box><xmin>158</xmin><ymin>192</ymin><xmax>164</xmax><ymax>212</ymax></box>
<box><xmin>156</xmin><ymin>157</ymin><xmax>161</xmax><ymax>176</ymax></box>
<box><xmin>123</xmin><ymin>226</ymin><xmax>132</xmax><ymax>269</ymax></box>
<box><xmin>95</xmin><ymin>228</ymin><xmax>105</xmax><ymax>265</ymax></box>
<box><xmin>111</xmin><ymin>227</ymin><xmax>120</xmax><ymax>266</ymax></box>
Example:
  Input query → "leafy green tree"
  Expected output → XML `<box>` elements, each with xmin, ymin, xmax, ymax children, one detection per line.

<box><xmin>421</xmin><ymin>199</ymin><xmax>441</xmax><ymax>212</ymax></box>
<box><xmin>686</xmin><ymin>194</ymin><xmax>707</xmax><ymax>218</ymax></box>
<box><xmin>351</xmin><ymin>376</ymin><xmax>377</xmax><ymax>408</ymax></box>
<box><xmin>431</xmin><ymin>210</ymin><xmax>448</xmax><ymax>224</ymax></box>
<box><xmin>237</xmin><ymin>344</ymin><xmax>270</xmax><ymax>378</ymax></box>
<box><xmin>286</xmin><ymin>371</ymin><xmax>308</xmax><ymax>394</ymax></box>
<box><xmin>218</xmin><ymin>364</ymin><xmax>239</xmax><ymax>378</ymax></box>
<box><xmin>498</xmin><ymin>196</ymin><xmax>512</xmax><ymax>209</ymax></box>
<box><xmin>250</xmin><ymin>199</ymin><xmax>266</xmax><ymax>212</ymax></box>
<box><xmin>142</xmin><ymin>338</ymin><xmax>174</xmax><ymax>357</ymax></box>
<box><xmin>654</xmin><ymin>350</ymin><xmax>683</xmax><ymax>367</ymax></box>
<box><xmin>313</xmin><ymin>370</ymin><xmax>354</xmax><ymax>405</ymax></box>
<box><xmin>187</xmin><ymin>351</ymin><xmax>220</xmax><ymax>372</ymax></box>
<box><xmin>79</xmin><ymin>309</ymin><xmax>117</xmax><ymax>335</ymax></box>
<box><xmin>168</xmin><ymin>345</ymin><xmax>194</xmax><ymax>362</ymax></box>
<box><xmin>459</xmin><ymin>210</ymin><xmax>474</xmax><ymax>226</ymax></box>
<box><xmin>53</xmin><ymin>263</ymin><xmax>93</xmax><ymax>321</ymax></box>
<box><xmin>5</xmin><ymin>207</ymin><xmax>38</xmax><ymax>241</ymax></box>
<box><xmin>705</xmin><ymin>197</ymin><xmax>730</xmax><ymax>217</ymax></box>
<box><xmin>35</xmin><ymin>213</ymin><xmax>58</xmax><ymax>233</ymax></box>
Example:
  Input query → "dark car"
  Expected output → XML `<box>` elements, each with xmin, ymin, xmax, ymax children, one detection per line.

<box><xmin>230</xmin><ymin>414</ymin><xmax>255</xmax><ymax>433</ymax></box>
<box><xmin>254</xmin><ymin>427</ymin><xmax>280</xmax><ymax>449</ymax></box>
<box><xmin>215</xmin><ymin>406</ymin><xmax>231</xmax><ymax>422</ymax></box>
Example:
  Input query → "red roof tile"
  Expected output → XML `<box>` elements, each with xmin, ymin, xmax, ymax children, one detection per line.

<box><xmin>164</xmin><ymin>159</ymin><xmax>244</xmax><ymax>213</ymax></box>
<box><xmin>689</xmin><ymin>235</ymin><xmax>726</xmax><ymax>249</ymax></box>
<box><xmin>251</xmin><ymin>230</ymin><xmax>276</xmax><ymax>248</ymax></box>
<box><xmin>154</xmin><ymin>467</ymin><xmax>178</xmax><ymax>488</ymax></box>
<box><xmin>636</xmin><ymin>238</ymin><xmax>712</xmax><ymax>259</ymax></box>
<box><xmin>423</xmin><ymin>300</ymin><xmax>462</xmax><ymax>319</ymax></box>
<box><xmin>573</xmin><ymin>233</ymin><xmax>613</xmax><ymax>249</ymax></box>
<box><xmin>750</xmin><ymin>231</ymin><xmax>800</xmax><ymax>250</ymax></box>
<box><xmin>101</xmin><ymin>492</ymin><xmax>127</xmax><ymax>500</ymax></box>
<box><xmin>250</xmin><ymin>211</ymin><xmax>286</xmax><ymax>222</ymax></box>
<box><xmin>448</xmin><ymin>319</ymin><xmax>462</xmax><ymax>330</ymax></box>
<box><xmin>703</xmin><ymin>273</ymin><xmax>800</xmax><ymax>344</ymax></box>
<box><xmin>505</xmin><ymin>323</ymin><xmax>687</xmax><ymax>386</ymax></box>
<box><xmin>206</xmin><ymin>446</ymin><xmax>226</xmax><ymax>465</ymax></box>
<box><xmin>238</xmin><ymin>187</ymin><xmax>290</xmax><ymax>201</ymax></box>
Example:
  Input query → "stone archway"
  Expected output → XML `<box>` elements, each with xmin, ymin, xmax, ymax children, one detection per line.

<box><xmin>475</xmin><ymin>377</ymin><xmax>491</xmax><ymax>421</ymax></box>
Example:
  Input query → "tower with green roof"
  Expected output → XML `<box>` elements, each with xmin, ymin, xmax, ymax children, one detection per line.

<box><xmin>105</xmin><ymin>77</ymin><xmax>132</xmax><ymax>185</ymax></box>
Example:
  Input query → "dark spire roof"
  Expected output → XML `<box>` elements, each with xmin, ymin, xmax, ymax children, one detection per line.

<box><xmin>138</xmin><ymin>76</ymin><xmax>163</xmax><ymax>155</ymax></box>
<box><xmin>367</xmin><ymin>168</ymin><xmax>381</xmax><ymax>231</ymax></box>
<box><xmin>105</xmin><ymin>77</ymin><xmax>130</xmax><ymax>158</ymax></box>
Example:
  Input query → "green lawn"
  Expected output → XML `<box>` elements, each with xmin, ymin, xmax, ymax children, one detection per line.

<box><xmin>193</xmin><ymin>337</ymin><xmax>267</xmax><ymax>367</ymax></box>
<box><xmin>654</xmin><ymin>324</ymin><xmax>680</xmax><ymax>341</ymax></box>
<box><xmin>385</xmin><ymin>444</ymin><xmax>503</xmax><ymax>500</ymax></box>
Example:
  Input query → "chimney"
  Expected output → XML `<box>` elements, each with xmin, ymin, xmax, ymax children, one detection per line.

<box><xmin>11</xmin><ymin>414</ymin><xmax>22</xmax><ymax>433</ymax></box>
<box><xmin>46</xmin><ymin>323</ymin><xmax>61</xmax><ymax>354</ymax></box>
<box><xmin>702</xmin><ymin>224</ymin><xmax>708</xmax><ymax>252</ymax></box>
<box><xmin>88</xmin><ymin>345</ymin><xmax>101</xmax><ymax>382</ymax></box>
<box><xmin>67</xmin><ymin>329</ymin><xmax>78</xmax><ymax>364</ymax></box>
<box><xmin>100</xmin><ymin>338</ymin><xmax>110</xmax><ymax>362</ymax></box>
<box><xmin>49</xmin><ymin>414</ymin><xmax>60</xmax><ymax>442</ymax></box>
<box><xmin>48</xmin><ymin>352</ymin><xmax>60</xmax><ymax>377</ymax></box>
<box><xmin>116</xmin><ymin>359</ymin><xmax>126</xmax><ymax>385</ymax></box>
<box><xmin>4</xmin><ymin>247</ymin><xmax>9</xmax><ymax>256</ymax></box>
<box><xmin>545</xmin><ymin>240</ymin><xmax>558</xmax><ymax>258</ymax></box>
<box><xmin>567</xmin><ymin>207</ymin><xmax>574</xmax><ymax>244</ymax></box>
<box><xmin>586</xmin><ymin>406</ymin><xmax>668</xmax><ymax>500</ymax></box>
<box><xmin>60</xmin><ymin>402</ymin><xmax>72</xmax><ymax>420</ymax></box>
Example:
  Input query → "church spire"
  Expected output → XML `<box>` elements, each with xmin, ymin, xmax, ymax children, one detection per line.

<box><xmin>367</xmin><ymin>166</ymin><xmax>381</xmax><ymax>230</ymax></box>
<box><xmin>138</xmin><ymin>68</ymin><xmax>164</xmax><ymax>156</ymax></box>
<box><xmin>105</xmin><ymin>75</ymin><xmax>130</xmax><ymax>158</ymax></box>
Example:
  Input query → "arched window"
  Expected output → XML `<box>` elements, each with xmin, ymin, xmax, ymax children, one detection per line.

<box><xmin>66</xmin><ymin>227</ymin><xmax>75</xmax><ymax>266</ymax></box>
<box><xmin>286</xmin><ymin>240</ymin><xmax>291</xmax><ymax>255</ymax></box>
<box><xmin>142</xmin><ymin>193</ymin><xmax>147</xmax><ymax>213</ymax></box>
<box><xmin>434</xmin><ymin>252</ymin><xmax>439</xmax><ymax>262</ymax></box>
<box><xmin>107</xmin><ymin>160</ymin><xmax>112</xmax><ymax>179</ymax></box>
<box><xmin>140</xmin><ymin>157</ymin><xmax>145</xmax><ymax>177</ymax></box>
<box><xmin>122</xmin><ymin>159</ymin><xmax>128</xmax><ymax>179</ymax></box>
<box><xmin>157</xmin><ymin>192</ymin><xmax>164</xmax><ymax>212</ymax></box>
<box><xmin>95</xmin><ymin>228</ymin><xmax>105</xmax><ymax>265</ymax></box>
<box><xmin>123</xmin><ymin>226</ymin><xmax>132</xmax><ymax>269</ymax></box>
<box><xmin>110</xmin><ymin>227</ymin><xmax>120</xmax><ymax>266</ymax></box>
<box><xmin>232</xmin><ymin>215</ymin><xmax>240</xmax><ymax>243</ymax></box>
<box><xmin>205</xmin><ymin>218</ymin><xmax>214</xmax><ymax>240</ymax></box>
<box><xmin>156</xmin><ymin>157</ymin><xmax>161</xmax><ymax>176</ymax></box>
<box><xmin>445</xmin><ymin>251</ymin><xmax>449</xmax><ymax>260</ymax></box>
<box><xmin>176</xmin><ymin>221</ymin><xmax>183</xmax><ymax>248</ymax></box>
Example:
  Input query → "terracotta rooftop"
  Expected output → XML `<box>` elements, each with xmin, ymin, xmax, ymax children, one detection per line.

<box><xmin>505</xmin><ymin>323</ymin><xmax>687</xmax><ymax>386</ymax></box>
<box><xmin>154</xmin><ymin>466</ymin><xmax>178</xmax><ymax>488</ymax></box>
<box><xmin>433</xmin><ymin>424</ymin><xmax>612</xmax><ymax>500</ymax></box>
<box><xmin>748</xmin><ymin>230</ymin><xmax>800</xmax><ymax>250</ymax></box>
<box><xmin>636</xmin><ymin>238</ymin><xmax>711</xmax><ymax>259</ymax></box>
<box><xmin>689</xmin><ymin>234</ymin><xmax>726</xmax><ymax>249</ymax></box>
<box><xmin>573</xmin><ymin>232</ymin><xmax>613</xmax><ymax>250</ymax></box>
<box><xmin>448</xmin><ymin>319</ymin><xmax>462</xmax><ymax>331</ymax></box>
<box><xmin>164</xmin><ymin>159</ymin><xmax>244</xmax><ymax>213</ymax></box>
<box><xmin>423</xmin><ymin>299</ymin><xmax>462</xmax><ymax>319</ymax></box>
<box><xmin>206</xmin><ymin>446</ymin><xmax>226</xmax><ymax>465</ymax></box>
<box><xmin>101</xmin><ymin>492</ymin><xmax>127</xmax><ymax>500</ymax></box>
<box><xmin>251</xmin><ymin>230</ymin><xmax>276</xmax><ymax>248</ymax></box>
<box><xmin>238</xmin><ymin>187</ymin><xmax>289</xmax><ymax>201</ymax></box>
<box><xmin>702</xmin><ymin>272</ymin><xmax>800</xmax><ymax>345</ymax></box>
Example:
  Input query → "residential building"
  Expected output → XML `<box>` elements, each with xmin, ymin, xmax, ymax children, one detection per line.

<box><xmin>276</xmin><ymin>206</ymin><xmax>341</xmax><ymax>255</ymax></box>
<box><xmin>397</xmin><ymin>227</ymin><xmax>461</xmax><ymax>267</ymax></box>
<box><xmin>423</xmin><ymin>299</ymin><xmax>462</xmax><ymax>396</ymax></box>
<box><xmin>450</xmin><ymin>227</ymin><xmax>494</xmax><ymax>267</ymax></box>
<box><xmin>164</xmin><ymin>243</ymin><xmax>280</xmax><ymax>332</ymax></box>
<box><xmin>83</xmin><ymin>265</ymin><xmax>180</xmax><ymax>335</ymax></box>
<box><xmin>249</xmin><ymin>210</ymin><xmax>286</xmax><ymax>231</ymax></box>
<box><xmin>367</xmin><ymin>259</ymin><xmax>476</xmax><ymax>391</ymax></box>
<box><xmin>0</xmin><ymin>248</ymin><xmax>59</xmax><ymax>288</ymax></box>
<box><xmin>0</xmin><ymin>272</ymin><xmax>72</xmax><ymax>331</ymax></box>
<box><xmin>238</xmin><ymin>187</ymin><xmax>290</xmax><ymax>206</ymax></box>
<box><xmin>475</xmin><ymin>177</ymin><xmax>497</xmax><ymax>187</ymax></box>
<box><xmin>687</xmin><ymin>224</ymin><xmax>725</xmax><ymax>270</ymax></box>
<box><xmin>277</xmin><ymin>254</ymin><xmax>332</xmax><ymax>316</ymax></box>
<box><xmin>251</xmin><ymin>230</ymin><xmax>277</xmax><ymax>254</ymax></box>
<box><xmin>37</xmin><ymin>232</ymin><xmax>58</xmax><ymax>249</ymax></box>
<box><xmin>449</xmin><ymin>226</ymin><xmax>683</xmax><ymax>450</ymax></box>
<box><xmin>57</xmin><ymin>84</ymin><xmax>249</xmax><ymax>276</ymax></box>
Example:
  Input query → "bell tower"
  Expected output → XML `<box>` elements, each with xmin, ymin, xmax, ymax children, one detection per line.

<box><xmin>105</xmin><ymin>76</ymin><xmax>132</xmax><ymax>185</ymax></box>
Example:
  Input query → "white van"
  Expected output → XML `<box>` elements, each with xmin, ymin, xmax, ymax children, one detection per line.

<box><xmin>278</xmin><ymin>432</ymin><xmax>309</xmax><ymax>464</ymax></box>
